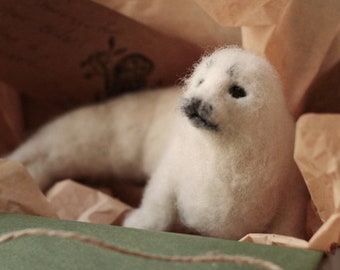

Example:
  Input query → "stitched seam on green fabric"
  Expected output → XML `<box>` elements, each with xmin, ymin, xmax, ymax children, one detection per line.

<box><xmin>0</xmin><ymin>228</ymin><xmax>284</xmax><ymax>270</ymax></box>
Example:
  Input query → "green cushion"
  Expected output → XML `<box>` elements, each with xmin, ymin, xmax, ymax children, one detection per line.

<box><xmin>0</xmin><ymin>213</ymin><xmax>323</xmax><ymax>270</ymax></box>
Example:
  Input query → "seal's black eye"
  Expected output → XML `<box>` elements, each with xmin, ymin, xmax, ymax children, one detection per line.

<box><xmin>228</xmin><ymin>85</ymin><xmax>247</xmax><ymax>99</ymax></box>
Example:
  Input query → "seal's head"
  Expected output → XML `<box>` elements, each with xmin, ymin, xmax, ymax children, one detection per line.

<box><xmin>181</xmin><ymin>47</ymin><xmax>285</xmax><ymax>135</ymax></box>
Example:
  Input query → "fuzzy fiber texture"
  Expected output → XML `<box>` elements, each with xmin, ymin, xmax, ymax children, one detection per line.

<box><xmin>7</xmin><ymin>48</ymin><xmax>308</xmax><ymax>240</ymax></box>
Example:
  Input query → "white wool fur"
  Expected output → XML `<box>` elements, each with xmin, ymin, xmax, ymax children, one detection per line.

<box><xmin>7</xmin><ymin>48</ymin><xmax>308</xmax><ymax>239</ymax></box>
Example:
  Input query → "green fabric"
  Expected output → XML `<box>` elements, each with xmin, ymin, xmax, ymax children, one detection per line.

<box><xmin>0</xmin><ymin>213</ymin><xmax>323</xmax><ymax>270</ymax></box>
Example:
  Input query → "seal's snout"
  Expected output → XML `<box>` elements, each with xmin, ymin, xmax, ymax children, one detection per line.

<box><xmin>183</xmin><ymin>98</ymin><xmax>207</xmax><ymax>117</ymax></box>
<box><xmin>182</xmin><ymin>97</ymin><xmax>218</xmax><ymax>131</ymax></box>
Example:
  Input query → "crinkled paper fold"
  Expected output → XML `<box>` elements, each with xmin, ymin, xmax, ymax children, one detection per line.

<box><xmin>0</xmin><ymin>159</ymin><xmax>132</xmax><ymax>226</ymax></box>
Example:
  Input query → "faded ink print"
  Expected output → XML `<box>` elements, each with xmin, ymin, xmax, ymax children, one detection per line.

<box><xmin>81</xmin><ymin>36</ymin><xmax>154</xmax><ymax>99</ymax></box>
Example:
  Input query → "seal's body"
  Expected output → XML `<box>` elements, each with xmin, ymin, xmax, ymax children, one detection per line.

<box><xmin>8</xmin><ymin>88</ymin><xmax>179</xmax><ymax>189</ymax></box>
<box><xmin>8</xmin><ymin>48</ymin><xmax>308</xmax><ymax>239</ymax></box>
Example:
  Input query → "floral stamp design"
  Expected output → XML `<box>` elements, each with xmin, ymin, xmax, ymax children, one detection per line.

<box><xmin>81</xmin><ymin>37</ymin><xmax>154</xmax><ymax>99</ymax></box>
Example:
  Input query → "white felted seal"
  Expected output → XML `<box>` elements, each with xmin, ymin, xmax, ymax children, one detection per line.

<box><xmin>7</xmin><ymin>47</ymin><xmax>308</xmax><ymax>239</ymax></box>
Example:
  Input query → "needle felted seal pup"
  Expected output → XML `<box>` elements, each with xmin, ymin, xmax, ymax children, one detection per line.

<box><xmin>7</xmin><ymin>47</ymin><xmax>308</xmax><ymax>239</ymax></box>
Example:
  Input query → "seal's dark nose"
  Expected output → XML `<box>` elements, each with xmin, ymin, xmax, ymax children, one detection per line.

<box><xmin>183</xmin><ymin>98</ymin><xmax>202</xmax><ymax>116</ymax></box>
<box><xmin>181</xmin><ymin>97</ymin><xmax>218</xmax><ymax>131</ymax></box>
